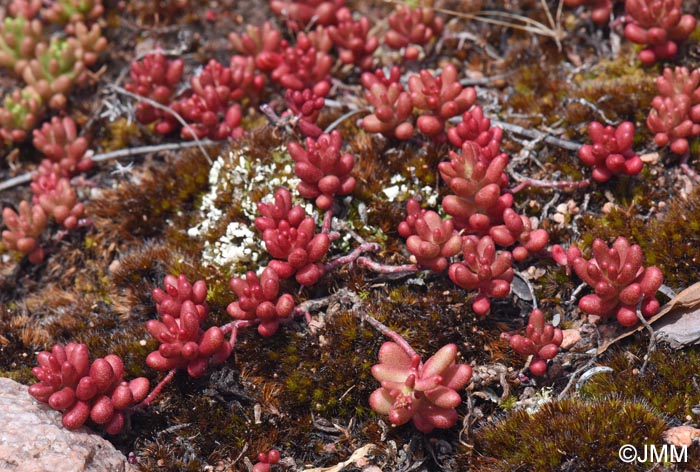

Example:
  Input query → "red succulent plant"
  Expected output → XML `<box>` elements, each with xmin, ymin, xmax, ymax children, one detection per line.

<box><xmin>502</xmin><ymin>309</ymin><xmax>563</xmax><ymax>376</ymax></box>
<box><xmin>369</xmin><ymin>342</ymin><xmax>472</xmax><ymax>433</ymax></box>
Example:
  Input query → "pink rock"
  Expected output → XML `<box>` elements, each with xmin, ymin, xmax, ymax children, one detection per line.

<box><xmin>0</xmin><ymin>377</ymin><xmax>137</xmax><ymax>472</ymax></box>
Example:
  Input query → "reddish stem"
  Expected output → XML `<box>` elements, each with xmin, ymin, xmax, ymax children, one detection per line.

<box><xmin>138</xmin><ymin>368</ymin><xmax>176</xmax><ymax>408</ymax></box>
<box><xmin>324</xmin><ymin>242</ymin><xmax>380</xmax><ymax>271</ymax></box>
<box><xmin>321</xmin><ymin>209</ymin><xmax>334</xmax><ymax>233</ymax></box>
<box><xmin>220</xmin><ymin>319</ymin><xmax>258</xmax><ymax>338</ymax></box>
<box><xmin>362</xmin><ymin>312</ymin><xmax>418</xmax><ymax>359</ymax></box>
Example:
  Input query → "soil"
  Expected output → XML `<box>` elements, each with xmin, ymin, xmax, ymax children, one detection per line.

<box><xmin>3</xmin><ymin>0</ymin><xmax>700</xmax><ymax>471</ymax></box>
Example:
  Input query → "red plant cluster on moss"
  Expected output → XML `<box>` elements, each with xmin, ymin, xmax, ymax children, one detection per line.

<box><xmin>146</xmin><ymin>275</ymin><xmax>232</xmax><ymax>378</ymax></box>
<box><xmin>253</xmin><ymin>449</ymin><xmax>281</xmax><ymax>472</ymax></box>
<box><xmin>502</xmin><ymin>309</ymin><xmax>563</xmax><ymax>376</ymax></box>
<box><xmin>578</xmin><ymin>121</ymin><xmax>643</xmax><ymax>182</ymax></box>
<box><xmin>229</xmin><ymin>22</ymin><xmax>283</xmax><ymax>72</ymax></box>
<box><xmin>438</xmin><ymin>142</ymin><xmax>512</xmax><ymax>232</ymax></box>
<box><xmin>125</xmin><ymin>52</ymin><xmax>184</xmax><ymax>135</ymax></box>
<box><xmin>32</xmin><ymin>115</ymin><xmax>93</xmax><ymax>176</ymax></box>
<box><xmin>271</xmin><ymin>32</ymin><xmax>332</xmax><ymax>93</ymax></box>
<box><xmin>553</xmin><ymin>237</ymin><xmax>664</xmax><ymax>326</ymax></box>
<box><xmin>408</xmin><ymin>64</ymin><xmax>477</xmax><ymax>141</ymax></box>
<box><xmin>284</xmin><ymin>87</ymin><xmax>326</xmax><ymax>137</ymax></box>
<box><xmin>2</xmin><ymin>115</ymin><xmax>89</xmax><ymax>264</ymax></box>
<box><xmin>489</xmin><ymin>208</ymin><xmax>549</xmax><ymax>262</ymax></box>
<box><xmin>1</xmin><ymin>200</ymin><xmax>47</xmax><ymax>263</ymax></box>
<box><xmin>288</xmin><ymin>130</ymin><xmax>356</xmax><ymax>210</ymax></box>
<box><xmin>623</xmin><ymin>0</ymin><xmax>696</xmax><ymax>65</ymax></box>
<box><xmin>647</xmin><ymin>66</ymin><xmax>700</xmax><ymax>155</ymax></box>
<box><xmin>30</xmin><ymin>168</ymin><xmax>85</xmax><ymax>229</ymax></box>
<box><xmin>254</xmin><ymin>187</ymin><xmax>331</xmax><ymax>285</ymax></box>
<box><xmin>385</xmin><ymin>5</ymin><xmax>444</xmax><ymax>60</ymax></box>
<box><xmin>361</xmin><ymin>64</ymin><xmax>476</xmax><ymax>142</ymax></box>
<box><xmin>327</xmin><ymin>7</ymin><xmax>377</xmax><ymax>70</ymax></box>
<box><xmin>360</xmin><ymin>66</ymin><xmax>414</xmax><ymax>140</ymax></box>
<box><xmin>171</xmin><ymin>58</ymin><xmax>257</xmax><ymax>140</ymax></box>
<box><xmin>269</xmin><ymin>0</ymin><xmax>345</xmax><ymax>30</ymax></box>
<box><xmin>369</xmin><ymin>342</ymin><xmax>472</xmax><ymax>433</ymax></box>
<box><xmin>449</xmin><ymin>235</ymin><xmax>514</xmax><ymax>316</ymax></box>
<box><xmin>398</xmin><ymin>199</ymin><xmax>462</xmax><ymax>272</ymax></box>
<box><xmin>389</xmin><ymin>97</ymin><xmax>551</xmax><ymax>315</ymax></box>
<box><xmin>29</xmin><ymin>342</ymin><xmax>150</xmax><ymax>434</ymax></box>
<box><xmin>448</xmin><ymin>105</ymin><xmax>503</xmax><ymax>161</ymax></box>
<box><xmin>227</xmin><ymin>267</ymin><xmax>296</xmax><ymax>337</ymax></box>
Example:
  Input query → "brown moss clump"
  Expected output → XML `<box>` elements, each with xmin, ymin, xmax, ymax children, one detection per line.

<box><xmin>475</xmin><ymin>397</ymin><xmax>668</xmax><ymax>471</ymax></box>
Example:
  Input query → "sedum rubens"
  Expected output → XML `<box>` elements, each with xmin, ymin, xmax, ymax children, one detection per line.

<box><xmin>369</xmin><ymin>342</ymin><xmax>472</xmax><ymax>433</ymax></box>
<box><xmin>555</xmin><ymin>237</ymin><xmax>664</xmax><ymax>327</ymax></box>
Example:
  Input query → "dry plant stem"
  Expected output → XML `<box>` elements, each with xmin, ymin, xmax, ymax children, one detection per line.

<box><xmin>635</xmin><ymin>307</ymin><xmax>656</xmax><ymax>375</ymax></box>
<box><xmin>323</xmin><ymin>107</ymin><xmax>369</xmax><ymax>133</ymax></box>
<box><xmin>0</xmin><ymin>141</ymin><xmax>217</xmax><ymax>192</ymax></box>
<box><xmin>138</xmin><ymin>368</ymin><xmax>176</xmax><ymax>409</ymax></box>
<box><xmin>508</xmin><ymin>174</ymin><xmax>590</xmax><ymax>194</ymax></box>
<box><xmin>356</xmin><ymin>256</ymin><xmax>418</xmax><ymax>274</ymax></box>
<box><xmin>556</xmin><ymin>352</ymin><xmax>598</xmax><ymax>400</ymax></box>
<box><xmin>491</xmin><ymin>119</ymin><xmax>581</xmax><ymax>152</ymax></box>
<box><xmin>362</xmin><ymin>310</ymin><xmax>418</xmax><ymax>359</ymax></box>
<box><xmin>110</xmin><ymin>85</ymin><xmax>213</xmax><ymax>164</ymax></box>
<box><xmin>413</xmin><ymin>0</ymin><xmax>565</xmax><ymax>48</ymax></box>
<box><xmin>291</xmin><ymin>292</ymin><xmax>344</xmax><ymax>324</ymax></box>
<box><xmin>680</xmin><ymin>152</ymin><xmax>700</xmax><ymax>183</ymax></box>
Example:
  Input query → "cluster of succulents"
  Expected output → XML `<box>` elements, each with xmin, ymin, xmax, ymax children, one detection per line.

<box><xmin>8</xmin><ymin>0</ymin><xmax>689</xmax><ymax>461</ymax></box>
<box><xmin>254</xmin><ymin>187</ymin><xmax>331</xmax><ymax>285</ymax></box>
<box><xmin>624</xmin><ymin>0</ymin><xmax>696</xmax><ymax>65</ymax></box>
<box><xmin>577</xmin><ymin>121</ymin><xmax>643</xmax><ymax>182</ymax></box>
<box><xmin>28</xmin><ymin>342</ymin><xmax>150</xmax><ymax>434</ymax></box>
<box><xmin>1</xmin><ymin>115</ymin><xmax>90</xmax><ymax>263</ymax></box>
<box><xmin>384</xmin><ymin>4</ymin><xmax>444</xmax><ymax>60</ymax></box>
<box><xmin>553</xmin><ymin>238</ymin><xmax>664</xmax><ymax>326</ymax></box>
<box><xmin>287</xmin><ymin>130</ymin><xmax>356</xmax><ymax>210</ymax></box>
<box><xmin>647</xmin><ymin>66</ymin><xmax>700</xmax><ymax>155</ymax></box>
<box><xmin>502</xmin><ymin>309</ymin><xmax>563</xmax><ymax>376</ymax></box>
<box><xmin>146</xmin><ymin>275</ymin><xmax>232</xmax><ymax>378</ymax></box>
<box><xmin>0</xmin><ymin>0</ymin><xmax>107</xmax><ymax>143</ymax></box>
<box><xmin>361</xmin><ymin>64</ymin><xmax>477</xmax><ymax>142</ymax></box>
<box><xmin>126</xmin><ymin>2</ymin><xmax>446</xmax><ymax>144</ymax></box>
<box><xmin>563</xmin><ymin>0</ymin><xmax>696</xmax><ymax>65</ymax></box>
<box><xmin>397</xmin><ymin>198</ymin><xmax>462</xmax><ymax>272</ymax></box>
<box><xmin>369</xmin><ymin>342</ymin><xmax>472</xmax><ymax>433</ymax></box>
<box><xmin>227</xmin><ymin>267</ymin><xmax>296</xmax><ymax>337</ymax></box>
<box><xmin>389</xmin><ymin>105</ymin><xmax>549</xmax><ymax>316</ymax></box>
<box><xmin>124</xmin><ymin>53</ymin><xmax>185</xmax><ymax>135</ymax></box>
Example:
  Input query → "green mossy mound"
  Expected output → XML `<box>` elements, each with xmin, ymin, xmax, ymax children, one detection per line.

<box><xmin>475</xmin><ymin>396</ymin><xmax>668</xmax><ymax>472</ymax></box>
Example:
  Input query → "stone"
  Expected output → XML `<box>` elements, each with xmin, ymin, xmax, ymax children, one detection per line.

<box><xmin>0</xmin><ymin>377</ymin><xmax>136</xmax><ymax>472</ymax></box>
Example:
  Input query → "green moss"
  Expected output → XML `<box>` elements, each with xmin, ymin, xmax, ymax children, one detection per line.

<box><xmin>0</xmin><ymin>366</ymin><xmax>33</xmax><ymax>384</ymax></box>
<box><xmin>581</xmin><ymin>346</ymin><xmax>700</xmax><ymax>421</ymax></box>
<box><xmin>476</xmin><ymin>397</ymin><xmax>668</xmax><ymax>471</ymax></box>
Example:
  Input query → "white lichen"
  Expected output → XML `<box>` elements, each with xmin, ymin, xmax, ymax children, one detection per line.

<box><xmin>187</xmin><ymin>145</ymin><xmax>299</xmax><ymax>270</ymax></box>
